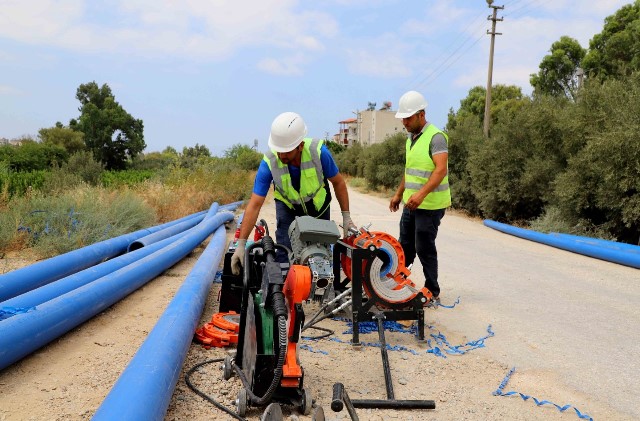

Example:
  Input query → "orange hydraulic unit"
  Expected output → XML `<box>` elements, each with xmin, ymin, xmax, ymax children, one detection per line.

<box><xmin>280</xmin><ymin>264</ymin><xmax>311</xmax><ymax>388</ymax></box>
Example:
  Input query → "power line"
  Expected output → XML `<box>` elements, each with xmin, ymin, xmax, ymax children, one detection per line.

<box><xmin>409</xmin><ymin>15</ymin><xmax>489</xmax><ymax>90</ymax></box>
<box><xmin>415</xmin><ymin>33</ymin><xmax>485</xmax><ymax>91</ymax></box>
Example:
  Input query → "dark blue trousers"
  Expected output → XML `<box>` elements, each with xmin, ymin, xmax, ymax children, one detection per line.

<box><xmin>398</xmin><ymin>207</ymin><xmax>445</xmax><ymax>298</ymax></box>
<box><xmin>275</xmin><ymin>199</ymin><xmax>330</xmax><ymax>263</ymax></box>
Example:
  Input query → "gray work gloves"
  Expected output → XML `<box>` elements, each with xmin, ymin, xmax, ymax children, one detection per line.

<box><xmin>231</xmin><ymin>239</ymin><xmax>246</xmax><ymax>275</ymax></box>
<box><xmin>341</xmin><ymin>211</ymin><xmax>357</xmax><ymax>238</ymax></box>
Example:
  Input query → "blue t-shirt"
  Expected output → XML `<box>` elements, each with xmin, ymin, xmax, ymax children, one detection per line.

<box><xmin>253</xmin><ymin>145</ymin><xmax>339</xmax><ymax>196</ymax></box>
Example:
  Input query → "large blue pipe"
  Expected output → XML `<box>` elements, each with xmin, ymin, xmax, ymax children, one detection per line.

<box><xmin>550</xmin><ymin>232</ymin><xmax>640</xmax><ymax>254</ymax></box>
<box><xmin>2</xmin><ymin>202</ymin><xmax>243</xmax><ymax>317</ymax></box>
<box><xmin>484</xmin><ymin>220</ymin><xmax>640</xmax><ymax>269</ymax></box>
<box><xmin>127</xmin><ymin>211</ymin><xmax>210</xmax><ymax>252</ymax></box>
<box><xmin>1</xmin><ymin>230</ymin><xmax>192</xmax><ymax>318</ymax></box>
<box><xmin>93</xmin><ymin>225</ymin><xmax>227</xmax><ymax>420</ymax></box>
<box><xmin>0</xmin><ymin>209</ymin><xmax>233</xmax><ymax>371</ymax></box>
<box><xmin>0</xmin><ymin>210</ymin><xmax>207</xmax><ymax>302</ymax></box>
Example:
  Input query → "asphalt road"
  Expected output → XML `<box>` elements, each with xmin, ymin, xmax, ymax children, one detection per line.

<box><xmin>335</xmin><ymin>187</ymin><xmax>640</xmax><ymax>419</ymax></box>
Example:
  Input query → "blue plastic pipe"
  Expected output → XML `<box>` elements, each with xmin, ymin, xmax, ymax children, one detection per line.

<box><xmin>0</xmin><ymin>203</ymin><xmax>245</xmax><ymax>316</ymax></box>
<box><xmin>550</xmin><ymin>232</ymin><xmax>640</xmax><ymax>254</ymax></box>
<box><xmin>0</xmin><ymin>229</ymin><xmax>194</xmax><ymax>318</ymax></box>
<box><xmin>0</xmin><ymin>209</ymin><xmax>233</xmax><ymax>371</ymax></box>
<box><xmin>127</xmin><ymin>211</ymin><xmax>209</xmax><ymax>252</ymax></box>
<box><xmin>93</xmin><ymin>225</ymin><xmax>227</xmax><ymax>420</ymax></box>
<box><xmin>0</xmin><ymin>210</ymin><xmax>207</xmax><ymax>302</ymax></box>
<box><xmin>484</xmin><ymin>220</ymin><xmax>640</xmax><ymax>269</ymax></box>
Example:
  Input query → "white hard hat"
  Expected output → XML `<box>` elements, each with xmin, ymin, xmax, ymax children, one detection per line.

<box><xmin>395</xmin><ymin>91</ymin><xmax>427</xmax><ymax>118</ymax></box>
<box><xmin>268</xmin><ymin>112</ymin><xmax>308</xmax><ymax>153</ymax></box>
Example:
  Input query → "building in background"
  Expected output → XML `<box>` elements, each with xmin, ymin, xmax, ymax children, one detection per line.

<box><xmin>335</xmin><ymin>101</ymin><xmax>405</xmax><ymax>147</ymax></box>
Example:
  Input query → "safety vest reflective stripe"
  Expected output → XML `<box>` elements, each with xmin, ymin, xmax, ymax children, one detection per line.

<box><xmin>403</xmin><ymin>124</ymin><xmax>451</xmax><ymax>210</ymax></box>
<box><xmin>405</xmin><ymin>168</ymin><xmax>449</xmax><ymax>178</ymax></box>
<box><xmin>405</xmin><ymin>182</ymin><xmax>449</xmax><ymax>192</ymax></box>
<box><xmin>264</xmin><ymin>138</ymin><xmax>327</xmax><ymax>212</ymax></box>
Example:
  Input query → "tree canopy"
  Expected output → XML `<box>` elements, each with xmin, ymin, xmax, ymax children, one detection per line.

<box><xmin>70</xmin><ymin>82</ymin><xmax>145</xmax><ymax>170</ymax></box>
<box><xmin>582</xmin><ymin>1</ymin><xmax>640</xmax><ymax>79</ymax></box>
<box><xmin>530</xmin><ymin>36</ymin><xmax>586</xmax><ymax>100</ymax></box>
<box><xmin>38</xmin><ymin>123</ymin><xmax>86</xmax><ymax>155</ymax></box>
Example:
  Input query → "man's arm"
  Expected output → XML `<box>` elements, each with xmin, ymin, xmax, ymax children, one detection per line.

<box><xmin>328</xmin><ymin>172</ymin><xmax>349</xmax><ymax>212</ymax></box>
<box><xmin>238</xmin><ymin>193</ymin><xmax>267</xmax><ymax>240</ymax></box>
<box><xmin>390</xmin><ymin>175</ymin><xmax>405</xmax><ymax>212</ymax></box>
<box><xmin>404</xmin><ymin>152</ymin><xmax>448</xmax><ymax>210</ymax></box>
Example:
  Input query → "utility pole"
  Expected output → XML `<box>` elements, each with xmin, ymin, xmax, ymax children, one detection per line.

<box><xmin>483</xmin><ymin>0</ymin><xmax>504</xmax><ymax>138</ymax></box>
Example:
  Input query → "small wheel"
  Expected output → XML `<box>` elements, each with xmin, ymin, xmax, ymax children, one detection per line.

<box><xmin>260</xmin><ymin>402</ymin><xmax>283</xmax><ymax>421</ymax></box>
<box><xmin>300</xmin><ymin>388</ymin><xmax>312</xmax><ymax>416</ymax></box>
<box><xmin>312</xmin><ymin>405</ymin><xmax>325</xmax><ymax>421</ymax></box>
<box><xmin>222</xmin><ymin>355</ymin><xmax>233</xmax><ymax>380</ymax></box>
<box><xmin>237</xmin><ymin>388</ymin><xmax>248</xmax><ymax>417</ymax></box>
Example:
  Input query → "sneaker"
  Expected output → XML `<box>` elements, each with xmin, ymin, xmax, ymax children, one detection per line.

<box><xmin>427</xmin><ymin>296</ymin><xmax>440</xmax><ymax>309</ymax></box>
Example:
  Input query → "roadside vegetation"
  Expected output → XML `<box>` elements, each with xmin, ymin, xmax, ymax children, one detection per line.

<box><xmin>0</xmin><ymin>143</ymin><xmax>259</xmax><ymax>258</ymax></box>
<box><xmin>336</xmin><ymin>2</ymin><xmax>640</xmax><ymax>245</ymax></box>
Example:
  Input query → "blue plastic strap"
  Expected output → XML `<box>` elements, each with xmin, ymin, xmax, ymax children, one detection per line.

<box><xmin>493</xmin><ymin>367</ymin><xmax>593</xmax><ymax>421</ymax></box>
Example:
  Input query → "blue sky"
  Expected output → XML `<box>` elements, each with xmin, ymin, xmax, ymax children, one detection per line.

<box><xmin>0</xmin><ymin>0</ymin><xmax>631</xmax><ymax>155</ymax></box>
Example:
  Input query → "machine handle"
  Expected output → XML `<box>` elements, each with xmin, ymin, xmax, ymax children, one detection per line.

<box><xmin>331</xmin><ymin>383</ymin><xmax>344</xmax><ymax>412</ymax></box>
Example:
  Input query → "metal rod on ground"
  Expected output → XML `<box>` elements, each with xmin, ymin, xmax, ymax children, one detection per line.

<box><xmin>351</xmin><ymin>399</ymin><xmax>436</xmax><ymax>409</ymax></box>
<box><xmin>374</xmin><ymin>313</ymin><xmax>395</xmax><ymax>400</ymax></box>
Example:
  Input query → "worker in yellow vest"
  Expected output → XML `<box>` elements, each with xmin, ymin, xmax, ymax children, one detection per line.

<box><xmin>389</xmin><ymin>91</ymin><xmax>451</xmax><ymax>307</ymax></box>
<box><xmin>231</xmin><ymin>112</ymin><xmax>356</xmax><ymax>274</ymax></box>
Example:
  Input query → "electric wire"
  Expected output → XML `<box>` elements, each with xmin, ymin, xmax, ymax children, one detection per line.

<box><xmin>404</xmin><ymin>10</ymin><xmax>487</xmax><ymax>90</ymax></box>
<box><xmin>409</xmin><ymin>13</ymin><xmax>490</xmax><ymax>91</ymax></box>
<box><xmin>416</xmin><ymin>33</ymin><xmax>485</xmax><ymax>92</ymax></box>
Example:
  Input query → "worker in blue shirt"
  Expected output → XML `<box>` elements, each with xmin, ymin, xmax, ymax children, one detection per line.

<box><xmin>231</xmin><ymin>112</ymin><xmax>356</xmax><ymax>274</ymax></box>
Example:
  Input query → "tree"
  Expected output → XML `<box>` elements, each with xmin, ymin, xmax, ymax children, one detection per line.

<box><xmin>582</xmin><ymin>1</ymin><xmax>640</xmax><ymax>79</ymax></box>
<box><xmin>163</xmin><ymin>146</ymin><xmax>179</xmax><ymax>155</ymax></box>
<box><xmin>223</xmin><ymin>144</ymin><xmax>262</xmax><ymax>171</ymax></box>
<box><xmin>70</xmin><ymin>82</ymin><xmax>145</xmax><ymax>170</ymax></box>
<box><xmin>530</xmin><ymin>36</ymin><xmax>586</xmax><ymax>100</ymax></box>
<box><xmin>38</xmin><ymin>124</ymin><xmax>86</xmax><ymax>155</ymax></box>
<box><xmin>447</xmin><ymin>85</ymin><xmax>525</xmax><ymax>130</ymax></box>
<box><xmin>182</xmin><ymin>143</ymin><xmax>211</xmax><ymax>158</ymax></box>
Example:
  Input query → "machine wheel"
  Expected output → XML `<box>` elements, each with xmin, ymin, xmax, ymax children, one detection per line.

<box><xmin>237</xmin><ymin>389</ymin><xmax>248</xmax><ymax>417</ymax></box>
<box><xmin>260</xmin><ymin>402</ymin><xmax>283</xmax><ymax>421</ymax></box>
<box><xmin>312</xmin><ymin>405</ymin><xmax>325</xmax><ymax>421</ymax></box>
<box><xmin>300</xmin><ymin>388</ymin><xmax>312</xmax><ymax>416</ymax></box>
<box><xmin>222</xmin><ymin>355</ymin><xmax>234</xmax><ymax>380</ymax></box>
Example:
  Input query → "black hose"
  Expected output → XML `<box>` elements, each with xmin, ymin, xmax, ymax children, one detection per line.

<box><xmin>184</xmin><ymin>358</ymin><xmax>247</xmax><ymax>421</ymax></box>
<box><xmin>302</xmin><ymin>325</ymin><xmax>334</xmax><ymax>340</ymax></box>
<box><xmin>232</xmin><ymin>315</ymin><xmax>288</xmax><ymax>406</ymax></box>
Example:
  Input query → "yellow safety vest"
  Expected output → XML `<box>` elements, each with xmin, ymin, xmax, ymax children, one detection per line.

<box><xmin>264</xmin><ymin>138</ymin><xmax>328</xmax><ymax>214</ymax></box>
<box><xmin>403</xmin><ymin>124</ymin><xmax>451</xmax><ymax>210</ymax></box>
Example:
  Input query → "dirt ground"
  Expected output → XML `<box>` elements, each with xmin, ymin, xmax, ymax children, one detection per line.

<box><xmin>0</xmin><ymin>189</ymin><xmax>636</xmax><ymax>421</ymax></box>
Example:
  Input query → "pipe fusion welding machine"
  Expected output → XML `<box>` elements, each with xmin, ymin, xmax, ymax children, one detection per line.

<box><xmin>218</xmin><ymin>216</ymin><xmax>436</xmax><ymax>419</ymax></box>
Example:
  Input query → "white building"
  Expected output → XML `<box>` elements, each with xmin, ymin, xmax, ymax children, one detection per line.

<box><xmin>335</xmin><ymin>102</ymin><xmax>406</xmax><ymax>147</ymax></box>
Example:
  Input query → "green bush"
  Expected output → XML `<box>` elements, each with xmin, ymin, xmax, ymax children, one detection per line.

<box><xmin>0</xmin><ymin>140</ymin><xmax>68</xmax><ymax>171</ymax></box>
<box><xmin>553</xmin><ymin>74</ymin><xmax>640</xmax><ymax>244</ymax></box>
<box><xmin>462</xmin><ymin>95</ymin><xmax>570</xmax><ymax>221</ymax></box>
<box><xmin>65</xmin><ymin>151</ymin><xmax>104</xmax><ymax>185</ymax></box>
<box><xmin>362</xmin><ymin>133</ymin><xmax>405</xmax><ymax>190</ymax></box>
<box><xmin>334</xmin><ymin>142</ymin><xmax>365</xmax><ymax>177</ymax></box>
<box><xmin>447</xmin><ymin>115</ymin><xmax>483</xmax><ymax>214</ymax></box>
<box><xmin>101</xmin><ymin>169</ymin><xmax>156</xmax><ymax>187</ymax></box>
<box><xmin>0</xmin><ymin>166</ymin><xmax>47</xmax><ymax>198</ymax></box>
<box><xmin>0</xmin><ymin>186</ymin><xmax>155</xmax><ymax>257</ymax></box>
